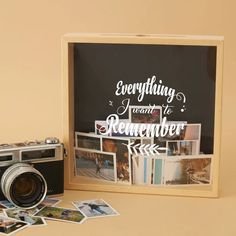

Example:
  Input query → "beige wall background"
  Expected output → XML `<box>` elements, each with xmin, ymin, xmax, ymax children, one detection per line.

<box><xmin>0</xmin><ymin>0</ymin><xmax>235</xmax><ymax>198</ymax></box>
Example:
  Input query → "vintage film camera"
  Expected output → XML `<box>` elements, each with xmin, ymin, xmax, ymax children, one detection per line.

<box><xmin>0</xmin><ymin>137</ymin><xmax>64</xmax><ymax>209</ymax></box>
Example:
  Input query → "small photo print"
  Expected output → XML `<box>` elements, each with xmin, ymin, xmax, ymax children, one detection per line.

<box><xmin>130</xmin><ymin>138</ymin><xmax>141</xmax><ymax>147</ymax></box>
<box><xmin>153</xmin><ymin>137</ymin><xmax>167</xmax><ymax>155</ymax></box>
<box><xmin>143</xmin><ymin>157</ymin><xmax>150</xmax><ymax>184</ymax></box>
<box><xmin>129</xmin><ymin>105</ymin><xmax>162</xmax><ymax>124</ymax></box>
<box><xmin>0</xmin><ymin>216</ymin><xmax>28</xmax><ymax>235</ymax></box>
<box><xmin>150</xmin><ymin>158</ymin><xmax>155</xmax><ymax>184</ymax></box>
<box><xmin>129</xmin><ymin>137</ymin><xmax>153</xmax><ymax>155</ymax></box>
<box><xmin>0</xmin><ymin>201</ymin><xmax>14</xmax><ymax>209</ymax></box>
<box><xmin>167</xmin><ymin>141</ymin><xmax>199</xmax><ymax>156</ymax></box>
<box><xmin>130</xmin><ymin>137</ymin><xmax>153</xmax><ymax>145</ymax></box>
<box><xmin>132</xmin><ymin>156</ymin><xmax>164</xmax><ymax>185</ymax></box>
<box><xmin>95</xmin><ymin>121</ymin><xmax>109</xmax><ymax>135</ymax></box>
<box><xmin>26</xmin><ymin>197</ymin><xmax>61</xmax><ymax>215</ymax></box>
<box><xmin>131</xmin><ymin>155</ymin><xmax>144</xmax><ymax>185</ymax></box>
<box><xmin>3</xmin><ymin>208</ymin><xmax>46</xmax><ymax>226</ymax></box>
<box><xmin>75</xmin><ymin>132</ymin><xmax>101</xmax><ymax>150</ymax></box>
<box><xmin>35</xmin><ymin>206</ymin><xmax>86</xmax><ymax>224</ymax></box>
<box><xmin>164</xmin><ymin>158</ymin><xmax>211</xmax><ymax>185</ymax></box>
<box><xmin>75</xmin><ymin>148</ymin><xmax>116</xmax><ymax>182</ymax></box>
<box><xmin>160</xmin><ymin>124</ymin><xmax>201</xmax><ymax>141</ymax></box>
<box><xmin>132</xmin><ymin>156</ymin><xmax>150</xmax><ymax>185</ymax></box>
<box><xmin>0</xmin><ymin>204</ymin><xmax>6</xmax><ymax>215</ymax></box>
<box><xmin>141</xmin><ymin>137</ymin><xmax>153</xmax><ymax>145</ymax></box>
<box><xmin>130</xmin><ymin>138</ymin><xmax>157</xmax><ymax>156</ymax></box>
<box><xmin>73</xmin><ymin>199</ymin><xmax>119</xmax><ymax>218</ymax></box>
<box><xmin>102</xmin><ymin>137</ymin><xmax>131</xmax><ymax>183</ymax></box>
<box><xmin>183</xmin><ymin>124</ymin><xmax>201</xmax><ymax>140</ymax></box>
<box><xmin>0</xmin><ymin>205</ymin><xmax>6</xmax><ymax>209</ymax></box>
<box><xmin>39</xmin><ymin>197</ymin><xmax>61</xmax><ymax>207</ymax></box>
<box><xmin>152</xmin><ymin>158</ymin><xmax>164</xmax><ymax>185</ymax></box>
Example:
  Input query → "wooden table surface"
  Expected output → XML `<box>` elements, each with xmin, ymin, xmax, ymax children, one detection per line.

<box><xmin>13</xmin><ymin>189</ymin><xmax>236</xmax><ymax>236</ymax></box>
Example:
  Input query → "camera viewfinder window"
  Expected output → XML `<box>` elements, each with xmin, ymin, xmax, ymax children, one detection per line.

<box><xmin>0</xmin><ymin>155</ymin><xmax>13</xmax><ymax>162</ymax></box>
<box><xmin>21</xmin><ymin>149</ymin><xmax>56</xmax><ymax>161</ymax></box>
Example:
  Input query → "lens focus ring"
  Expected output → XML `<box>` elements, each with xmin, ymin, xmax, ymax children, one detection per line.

<box><xmin>1</xmin><ymin>163</ymin><xmax>47</xmax><ymax>209</ymax></box>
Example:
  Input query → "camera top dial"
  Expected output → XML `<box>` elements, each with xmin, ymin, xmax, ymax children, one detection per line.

<box><xmin>45</xmin><ymin>137</ymin><xmax>59</xmax><ymax>145</ymax></box>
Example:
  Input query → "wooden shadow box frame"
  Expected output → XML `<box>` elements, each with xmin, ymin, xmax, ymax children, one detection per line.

<box><xmin>62</xmin><ymin>33</ymin><xmax>223</xmax><ymax>198</ymax></box>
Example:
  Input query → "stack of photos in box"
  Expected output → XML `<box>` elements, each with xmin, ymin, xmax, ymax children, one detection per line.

<box><xmin>74</xmin><ymin>105</ymin><xmax>212</xmax><ymax>186</ymax></box>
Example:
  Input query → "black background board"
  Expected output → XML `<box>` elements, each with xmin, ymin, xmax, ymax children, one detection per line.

<box><xmin>73</xmin><ymin>43</ymin><xmax>216</xmax><ymax>154</ymax></box>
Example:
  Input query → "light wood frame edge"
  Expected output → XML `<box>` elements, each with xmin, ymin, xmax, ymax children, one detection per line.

<box><xmin>62</xmin><ymin>33</ymin><xmax>224</xmax><ymax>198</ymax></box>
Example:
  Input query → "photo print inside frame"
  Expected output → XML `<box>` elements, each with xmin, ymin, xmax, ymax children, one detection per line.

<box><xmin>63</xmin><ymin>33</ymin><xmax>223</xmax><ymax>197</ymax></box>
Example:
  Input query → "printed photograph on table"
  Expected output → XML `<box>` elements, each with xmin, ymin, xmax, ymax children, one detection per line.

<box><xmin>26</xmin><ymin>198</ymin><xmax>61</xmax><ymax>215</ymax></box>
<box><xmin>164</xmin><ymin>157</ymin><xmax>212</xmax><ymax>185</ymax></box>
<box><xmin>0</xmin><ymin>216</ymin><xmax>28</xmax><ymax>235</ymax></box>
<box><xmin>74</xmin><ymin>148</ymin><xmax>116</xmax><ymax>182</ymax></box>
<box><xmin>64</xmin><ymin>34</ymin><xmax>223</xmax><ymax>197</ymax></box>
<box><xmin>35</xmin><ymin>206</ymin><xmax>86</xmax><ymax>224</ymax></box>
<box><xmin>3</xmin><ymin>208</ymin><xmax>46</xmax><ymax>226</ymax></box>
<box><xmin>0</xmin><ymin>204</ymin><xmax>6</xmax><ymax>215</ymax></box>
<box><xmin>73</xmin><ymin>199</ymin><xmax>119</xmax><ymax>218</ymax></box>
<box><xmin>0</xmin><ymin>204</ymin><xmax>6</xmax><ymax>209</ymax></box>
<box><xmin>39</xmin><ymin>198</ymin><xmax>61</xmax><ymax>207</ymax></box>
<box><xmin>0</xmin><ymin>201</ymin><xmax>14</xmax><ymax>209</ymax></box>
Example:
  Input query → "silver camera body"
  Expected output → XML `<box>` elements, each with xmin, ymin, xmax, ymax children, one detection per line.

<box><xmin>0</xmin><ymin>138</ymin><xmax>64</xmax><ymax>209</ymax></box>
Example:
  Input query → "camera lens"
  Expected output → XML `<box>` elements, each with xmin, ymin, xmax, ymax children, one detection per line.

<box><xmin>1</xmin><ymin>163</ymin><xmax>47</xmax><ymax>209</ymax></box>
